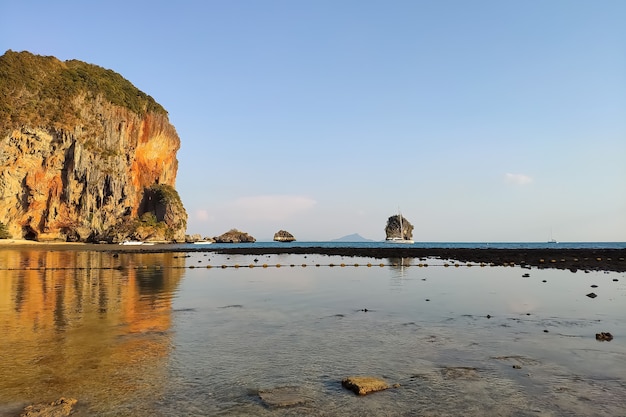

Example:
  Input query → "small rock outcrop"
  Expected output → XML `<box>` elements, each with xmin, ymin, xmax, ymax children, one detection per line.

<box><xmin>342</xmin><ymin>376</ymin><xmax>389</xmax><ymax>395</ymax></box>
<box><xmin>258</xmin><ymin>386</ymin><xmax>310</xmax><ymax>407</ymax></box>
<box><xmin>186</xmin><ymin>234</ymin><xmax>203</xmax><ymax>242</ymax></box>
<box><xmin>385</xmin><ymin>214</ymin><xmax>414</xmax><ymax>240</ymax></box>
<box><xmin>185</xmin><ymin>234</ymin><xmax>214</xmax><ymax>243</ymax></box>
<box><xmin>273</xmin><ymin>230</ymin><xmax>295</xmax><ymax>242</ymax></box>
<box><xmin>213</xmin><ymin>229</ymin><xmax>256</xmax><ymax>243</ymax></box>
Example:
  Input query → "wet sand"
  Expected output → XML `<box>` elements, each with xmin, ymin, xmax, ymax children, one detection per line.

<box><xmin>1</xmin><ymin>240</ymin><xmax>624</xmax><ymax>272</ymax></box>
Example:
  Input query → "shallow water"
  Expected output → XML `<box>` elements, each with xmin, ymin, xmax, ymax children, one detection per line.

<box><xmin>0</xmin><ymin>249</ymin><xmax>625</xmax><ymax>416</ymax></box>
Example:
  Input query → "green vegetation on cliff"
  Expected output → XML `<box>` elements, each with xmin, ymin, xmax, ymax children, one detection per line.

<box><xmin>0</xmin><ymin>222</ymin><xmax>10</xmax><ymax>239</ymax></box>
<box><xmin>150</xmin><ymin>184</ymin><xmax>183</xmax><ymax>208</ymax></box>
<box><xmin>97</xmin><ymin>184</ymin><xmax>186</xmax><ymax>243</ymax></box>
<box><xmin>0</xmin><ymin>50</ymin><xmax>166</xmax><ymax>132</ymax></box>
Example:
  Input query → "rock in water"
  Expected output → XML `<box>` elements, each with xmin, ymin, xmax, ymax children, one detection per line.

<box><xmin>20</xmin><ymin>397</ymin><xmax>77</xmax><ymax>417</ymax></box>
<box><xmin>385</xmin><ymin>214</ymin><xmax>414</xmax><ymax>240</ymax></box>
<box><xmin>441</xmin><ymin>366</ymin><xmax>480</xmax><ymax>380</ymax></box>
<box><xmin>0</xmin><ymin>50</ymin><xmax>187</xmax><ymax>242</ymax></box>
<box><xmin>273</xmin><ymin>230</ymin><xmax>296</xmax><ymax>242</ymax></box>
<box><xmin>258</xmin><ymin>386</ymin><xmax>309</xmax><ymax>407</ymax></box>
<box><xmin>595</xmin><ymin>332</ymin><xmax>613</xmax><ymax>341</ymax></box>
<box><xmin>341</xmin><ymin>376</ymin><xmax>389</xmax><ymax>395</ymax></box>
<box><xmin>213</xmin><ymin>229</ymin><xmax>256</xmax><ymax>243</ymax></box>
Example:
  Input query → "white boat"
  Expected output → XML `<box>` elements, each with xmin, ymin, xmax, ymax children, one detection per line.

<box><xmin>386</xmin><ymin>237</ymin><xmax>415</xmax><ymax>244</ymax></box>
<box><xmin>119</xmin><ymin>240</ymin><xmax>154</xmax><ymax>246</ymax></box>
<box><xmin>386</xmin><ymin>210</ymin><xmax>414</xmax><ymax>244</ymax></box>
<box><xmin>193</xmin><ymin>240</ymin><xmax>213</xmax><ymax>245</ymax></box>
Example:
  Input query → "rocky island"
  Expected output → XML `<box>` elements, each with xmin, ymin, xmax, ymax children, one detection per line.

<box><xmin>0</xmin><ymin>50</ymin><xmax>187</xmax><ymax>243</ymax></box>
<box><xmin>213</xmin><ymin>229</ymin><xmax>256</xmax><ymax>243</ymax></box>
<box><xmin>273</xmin><ymin>230</ymin><xmax>296</xmax><ymax>242</ymax></box>
<box><xmin>385</xmin><ymin>213</ymin><xmax>414</xmax><ymax>241</ymax></box>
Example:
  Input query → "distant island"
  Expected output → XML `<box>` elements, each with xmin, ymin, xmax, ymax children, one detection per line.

<box><xmin>274</xmin><ymin>230</ymin><xmax>296</xmax><ymax>242</ymax></box>
<box><xmin>331</xmin><ymin>233</ymin><xmax>375</xmax><ymax>242</ymax></box>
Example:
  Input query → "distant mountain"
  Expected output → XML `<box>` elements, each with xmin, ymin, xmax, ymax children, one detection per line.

<box><xmin>331</xmin><ymin>233</ymin><xmax>375</xmax><ymax>242</ymax></box>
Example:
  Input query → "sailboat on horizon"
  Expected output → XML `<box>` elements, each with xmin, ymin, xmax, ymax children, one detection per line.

<box><xmin>548</xmin><ymin>228</ymin><xmax>558</xmax><ymax>244</ymax></box>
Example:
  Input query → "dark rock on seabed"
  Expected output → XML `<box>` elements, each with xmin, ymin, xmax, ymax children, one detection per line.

<box><xmin>257</xmin><ymin>386</ymin><xmax>310</xmax><ymax>407</ymax></box>
<box><xmin>202</xmin><ymin>247</ymin><xmax>626</xmax><ymax>272</ymax></box>
<box><xmin>11</xmin><ymin>243</ymin><xmax>624</xmax><ymax>272</ymax></box>
<box><xmin>595</xmin><ymin>332</ymin><xmax>613</xmax><ymax>341</ymax></box>
<box><xmin>19</xmin><ymin>397</ymin><xmax>77</xmax><ymax>417</ymax></box>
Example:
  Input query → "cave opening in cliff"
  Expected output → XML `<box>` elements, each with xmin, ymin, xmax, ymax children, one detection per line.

<box><xmin>22</xmin><ymin>226</ymin><xmax>37</xmax><ymax>241</ymax></box>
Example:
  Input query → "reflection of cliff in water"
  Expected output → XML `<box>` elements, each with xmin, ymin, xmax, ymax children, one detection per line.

<box><xmin>0</xmin><ymin>249</ymin><xmax>185</xmax><ymax>413</ymax></box>
<box><xmin>388</xmin><ymin>257</ymin><xmax>413</xmax><ymax>268</ymax></box>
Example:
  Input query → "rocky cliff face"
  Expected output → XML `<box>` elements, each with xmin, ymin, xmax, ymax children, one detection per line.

<box><xmin>0</xmin><ymin>51</ymin><xmax>187</xmax><ymax>242</ymax></box>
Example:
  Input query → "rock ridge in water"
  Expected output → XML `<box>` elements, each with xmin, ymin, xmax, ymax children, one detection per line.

<box><xmin>214</xmin><ymin>229</ymin><xmax>256</xmax><ymax>243</ymax></box>
<box><xmin>0</xmin><ymin>50</ymin><xmax>187</xmax><ymax>242</ymax></box>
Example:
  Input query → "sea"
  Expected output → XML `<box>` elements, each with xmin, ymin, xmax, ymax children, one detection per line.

<box><xmin>0</xmin><ymin>242</ymin><xmax>625</xmax><ymax>416</ymax></box>
<box><xmin>176</xmin><ymin>241</ymin><xmax>626</xmax><ymax>250</ymax></box>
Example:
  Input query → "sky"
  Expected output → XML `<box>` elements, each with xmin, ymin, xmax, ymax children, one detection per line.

<box><xmin>1</xmin><ymin>0</ymin><xmax>625</xmax><ymax>242</ymax></box>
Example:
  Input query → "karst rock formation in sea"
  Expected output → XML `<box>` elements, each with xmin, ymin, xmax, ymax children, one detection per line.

<box><xmin>273</xmin><ymin>230</ymin><xmax>296</xmax><ymax>242</ymax></box>
<box><xmin>214</xmin><ymin>229</ymin><xmax>256</xmax><ymax>243</ymax></box>
<box><xmin>385</xmin><ymin>214</ymin><xmax>414</xmax><ymax>240</ymax></box>
<box><xmin>0</xmin><ymin>50</ymin><xmax>187</xmax><ymax>242</ymax></box>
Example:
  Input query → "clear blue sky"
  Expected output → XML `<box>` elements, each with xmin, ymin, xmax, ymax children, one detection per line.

<box><xmin>2</xmin><ymin>0</ymin><xmax>625</xmax><ymax>241</ymax></box>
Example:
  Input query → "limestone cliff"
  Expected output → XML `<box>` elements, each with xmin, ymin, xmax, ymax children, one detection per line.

<box><xmin>0</xmin><ymin>50</ymin><xmax>187</xmax><ymax>242</ymax></box>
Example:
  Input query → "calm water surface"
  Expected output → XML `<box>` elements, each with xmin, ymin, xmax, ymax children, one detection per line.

<box><xmin>1</xmin><ymin>249</ymin><xmax>625</xmax><ymax>416</ymax></box>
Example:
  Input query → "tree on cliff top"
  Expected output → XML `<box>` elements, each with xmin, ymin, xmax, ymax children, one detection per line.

<box><xmin>0</xmin><ymin>50</ymin><xmax>166</xmax><ymax>133</ymax></box>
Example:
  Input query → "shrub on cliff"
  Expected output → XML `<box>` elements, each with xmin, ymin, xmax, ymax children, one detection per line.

<box><xmin>150</xmin><ymin>184</ymin><xmax>183</xmax><ymax>208</ymax></box>
<box><xmin>0</xmin><ymin>50</ymin><xmax>166</xmax><ymax>133</ymax></box>
<box><xmin>146</xmin><ymin>184</ymin><xmax>187</xmax><ymax>235</ymax></box>
<box><xmin>0</xmin><ymin>222</ymin><xmax>10</xmax><ymax>239</ymax></box>
<box><xmin>139</xmin><ymin>212</ymin><xmax>159</xmax><ymax>227</ymax></box>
